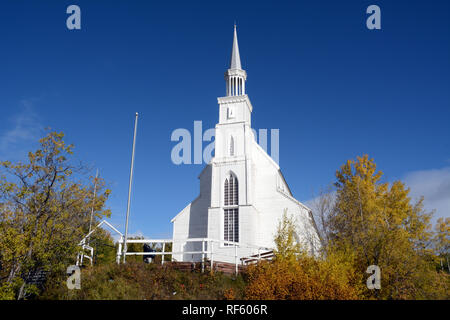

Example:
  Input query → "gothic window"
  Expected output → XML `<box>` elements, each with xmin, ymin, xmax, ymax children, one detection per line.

<box><xmin>224</xmin><ymin>173</ymin><xmax>239</xmax><ymax>244</ymax></box>
<box><xmin>224</xmin><ymin>174</ymin><xmax>238</xmax><ymax>206</ymax></box>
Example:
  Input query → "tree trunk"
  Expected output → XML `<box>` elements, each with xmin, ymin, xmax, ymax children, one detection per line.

<box><xmin>17</xmin><ymin>280</ymin><xmax>27</xmax><ymax>300</ymax></box>
<box><xmin>7</xmin><ymin>261</ymin><xmax>20</xmax><ymax>283</ymax></box>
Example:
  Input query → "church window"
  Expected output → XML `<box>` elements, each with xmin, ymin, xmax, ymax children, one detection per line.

<box><xmin>229</xmin><ymin>136</ymin><xmax>235</xmax><ymax>156</ymax></box>
<box><xmin>224</xmin><ymin>174</ymin><xmax>239</xmax><ymax>244</ymax></box>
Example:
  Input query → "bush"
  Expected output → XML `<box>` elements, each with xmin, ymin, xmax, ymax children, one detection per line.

<box><xmin>41</xmin><ymin>261</ymin><xmax>246</xmax><ymax>300</ymax></box>
<box><xmin>244</xmin><ymin>254</ymin><xmax>362</xmax><ymax>300</ymax></box>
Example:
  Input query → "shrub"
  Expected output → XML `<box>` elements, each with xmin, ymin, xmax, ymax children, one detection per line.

<box><xmin>244</xmin><ymin>255</ymin><xmax>362</xmax><ymax>300</ymax></box>
<box><xmin>41</xmin><ymin>261</ymin><xmax>246</xmax><ymax>300</ymax></box>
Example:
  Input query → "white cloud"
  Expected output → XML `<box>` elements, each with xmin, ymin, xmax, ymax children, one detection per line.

<box><xmin>0</xmin><ymin>99</ymin><xmax>43</xmax><ymax>160</ymax></box>
<box><xmin>404</xmin><ymin>167</ymin><xmax>450</xmax><ymax>221</ymax></box>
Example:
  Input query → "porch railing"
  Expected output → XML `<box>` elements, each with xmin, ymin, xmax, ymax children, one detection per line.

<box><xmin>118</xmin><ymin>238</ymin><xmax>273</xmax><ymax>274</ymax></box>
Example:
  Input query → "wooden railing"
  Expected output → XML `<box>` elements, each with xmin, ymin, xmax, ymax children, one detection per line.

<box><xmin>118</xmin><ymin>238</ymin><xmax>274</xmax><ymax>274</ymax></box>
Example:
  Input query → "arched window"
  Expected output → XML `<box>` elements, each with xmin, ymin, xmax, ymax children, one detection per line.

<box><xmin>224</xmin><ymin>173</ymin><xmax>239</xmax><ymax>244</ymax></box>
<box><xmin>229</xmin><ymin>136</ymin><xmax>235</xmax><ymax>157</ymax></box>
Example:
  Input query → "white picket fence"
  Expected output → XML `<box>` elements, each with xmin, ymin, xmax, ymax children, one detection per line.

<box><xmin>118</xmin><ymin>237</ymin><xmax>274</xmax><ymax>274</ymax></box>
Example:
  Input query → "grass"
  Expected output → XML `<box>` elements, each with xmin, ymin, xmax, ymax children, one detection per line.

<box><xmin>40</xmin><ymin>261</ymin><xmax>247</xmax><ymax>300</ymax></box>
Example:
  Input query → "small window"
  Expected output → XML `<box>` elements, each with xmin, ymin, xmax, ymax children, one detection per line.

<box><xmin>229</xmin><ymin>136</ymin><xmax>235</xmax><ymax>156</ymax></box>
<box><xmin>228</xmin><ymin>107</ymin><xmax>235</xmax><ymax>119</ymax></box>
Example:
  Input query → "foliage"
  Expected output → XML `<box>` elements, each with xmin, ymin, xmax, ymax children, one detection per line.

<box><xmin>245</xmin><ymin>211</ymin><xmax>362</xmax><ymax>300</ymax></box>
<box><xmin>244</xmin><ymin>253</ymin><xmax>362</xmax><ymax>300</ymax></box>
<box><xmin>273</xmin><ymin>210</ymin><xmax>301</xmax><ymax>263</ymax></box>
<box><xmin>0</xmin><ymin>279</ymin><xmax>19</xmax><ymax>300</ymax></box>
<box><xmin>88</xmin><ymin>229</ymin><xmax>117</xmax><ymax>266</ymax></box>
<box><xmin>0</xmin><ymin>131</ymin><xmax>111</xmax><ymax>299</ymax></box>
<box><xmin>327</xmin><ymin>154</ymin><xmax>449</xmax><ymax>299</ymax></box>
<box><xmin>247</xmin><ymin>155</ymin><xmax>450</xmax><ymax>300</ymax></box>
<box><xmin>41</xmin><ymin>261</ymin><xmax>246</xmax><ymax>300</ymax></box>
<box><xmin>433</xmin><ymin>217</ymin><xmax>450</xmax><ymax>272</ymax></box>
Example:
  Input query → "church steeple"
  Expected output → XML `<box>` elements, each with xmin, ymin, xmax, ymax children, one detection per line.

<box><xmin>230</xmin><ymin>24</ymin><xmax>242</xmax><ymax>70</ymax></box>
<box><xmin>225</xmin><ymin>25</ymin><xmax>247</xmax><ymax>96</ymax></box>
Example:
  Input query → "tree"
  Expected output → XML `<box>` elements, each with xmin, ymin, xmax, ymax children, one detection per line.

<box><xmin>273</xmin><ymin>209</ymin><xmax>301</xmax><ymax>263</ymax></box>
<box><xmin>244</xmin><ymin>209</ymin><xmax>362</xmax><ymax>300</ymax></box>
<box><xmin>310</xmin><ymin>186</ymin><xmax>335</xmax><ymax>253</ymax></box>
<box><xmin>245</xmin><ymin>258</ymin><xmax>362</xmax><ymax>300</ymax></box>
<box><xmin>0</xmin><ymin>131</ymin><xmax>111</xmax><ymax>299</ymax></box>
<box><xmin>89</xmin><ymin>228</ymin><xmax>117</xmax><ymax>266</ymax></box>
<box><xmin>328</xmin><ymin>154</ymin><xmax>448</xmax><ymax>299</ymax></box>
<box><xmin>433</xmin><ymin>217</ymin><xmax>450</xmax><ymax>272</ymax></box>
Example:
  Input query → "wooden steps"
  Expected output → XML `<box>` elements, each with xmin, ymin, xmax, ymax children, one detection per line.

<box><xmin>240</xmin><ymin>250</ymin><xmax>274</xmax><ymax>265</ymax></box>
<box><xmin>164</xmin><ymin>261</ymin><xmax>247</xmax><ymax>275</ymax></box>
<box><xmin>164</xmin><ymin>252</ymin><xmax>275</xmax><ymax>274</ymax></box>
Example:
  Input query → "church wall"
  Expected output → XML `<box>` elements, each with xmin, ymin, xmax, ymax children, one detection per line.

<box><xmin>172</xmin><ymin>165</ymin><xmax>212</xmax><ymax>261</ymax></box>
<box><xmin>255</xmin><ymin>193</ymin><xmax>312</xmax><ymax>248</ymax></box>
<box><xmin>173</xmin><ymin>132</ymin><xmax>317</xmax><ymax>262</ymax></box>
<box><xmin>210</xmin><ymin>160</ymin><xmax>248</xmax><ymax>208</ymax></box>
<box><xmin>218</xmin><ymin>98</ymin><xmax>251</xmax><ymax>126</ymax></box>
<box><xmin>208</xmin><ymin>160</ymin><xmax>248</xmax><ymax>238</ymax></box>
<box><xmin>207</xmin><ymin>205</ymin><xmax>259</xmax><ymax>263</ymax></box>
<box><xmin>214</xmin><ymin>123</ymin><xmax>247</xmax><ymax>160</ymax></box>
<box><xmin>171</xmin><ymin>203</ymin><xmax>190</xmax><ymax>261</ymax></box>
<box><xmin>249</xmin><ymin>141</ymin><xmax>315</xmax><ymax>249</ymax></box>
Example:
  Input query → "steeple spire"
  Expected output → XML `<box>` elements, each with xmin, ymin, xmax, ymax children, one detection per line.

<box><xmin>225</xmin><ymin>24</ymin><xmax>247</xmax><ymax>97</ymax></box>
<box><xmin>230</xmin><ymin>24</ymin><xmax>242</xmax><ymax>70</ymax></box>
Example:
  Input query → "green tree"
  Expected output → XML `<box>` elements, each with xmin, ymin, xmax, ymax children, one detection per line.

<box><xmin>0</xmin><ymin>131</ymin><xmax>111</xmax><ymax>299</ymax></box>
<box><xmin>89</xmin><ymin>228</ymin><xmax>117</xmax><ymax>266</ymax></box>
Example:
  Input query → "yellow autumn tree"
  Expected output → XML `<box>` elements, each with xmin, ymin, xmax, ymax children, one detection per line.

<box><xmin>245</xmin><ymin>212</ymin><xmax>362</xmax><ymax>299</ymax></box>
<box><xmin>0</xmin><ymin>131</ymin><xmax>111</xmax><ymax>299</ymax></box>
<box><xmin>328</xmin><ymin>154</ymin><xmax>449</xmax><ymax>299</ymax></box>
<box><xmin>273</xmin><ymin>209</ymin><xmax>301</xmax><ymax>263</ymax></box>
<box><xmin>433</xmin><ymin>217</ymin><xmax>449</xmax><ymax>272</ymax></box>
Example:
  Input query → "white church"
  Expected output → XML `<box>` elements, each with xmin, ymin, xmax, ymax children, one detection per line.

<box><xmin>171</xmin><ymin>26</ymin><xmax>320</xmax><ymax>263</ymax></box>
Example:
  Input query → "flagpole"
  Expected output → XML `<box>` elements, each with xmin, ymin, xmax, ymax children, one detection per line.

<box><xmin>123</xmin><ymin>112</ymin><xmax>139</xmax><ymax>263</ymax></box>
<box><xmin>87</xmin><ymin>168</ymin><xmax>99</xmax><ymax>247</ymax></box>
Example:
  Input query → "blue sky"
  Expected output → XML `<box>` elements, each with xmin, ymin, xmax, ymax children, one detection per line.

<box><xmin>0</xmin><ymin>0</ymin><xmax>449</xmax><ymax>239</ymax></box>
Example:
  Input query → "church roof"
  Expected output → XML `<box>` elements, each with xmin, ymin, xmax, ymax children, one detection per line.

<box><xmin>229</xmin><ymin>24</ymin><xmax>242</xmax><ymax>70</ymax></box>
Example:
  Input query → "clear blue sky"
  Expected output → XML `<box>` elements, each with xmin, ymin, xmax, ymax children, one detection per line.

<box><xmin>0</xmin><ymin>0</ymin><xmax>449</xmax><ymax>238</ymax></box>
